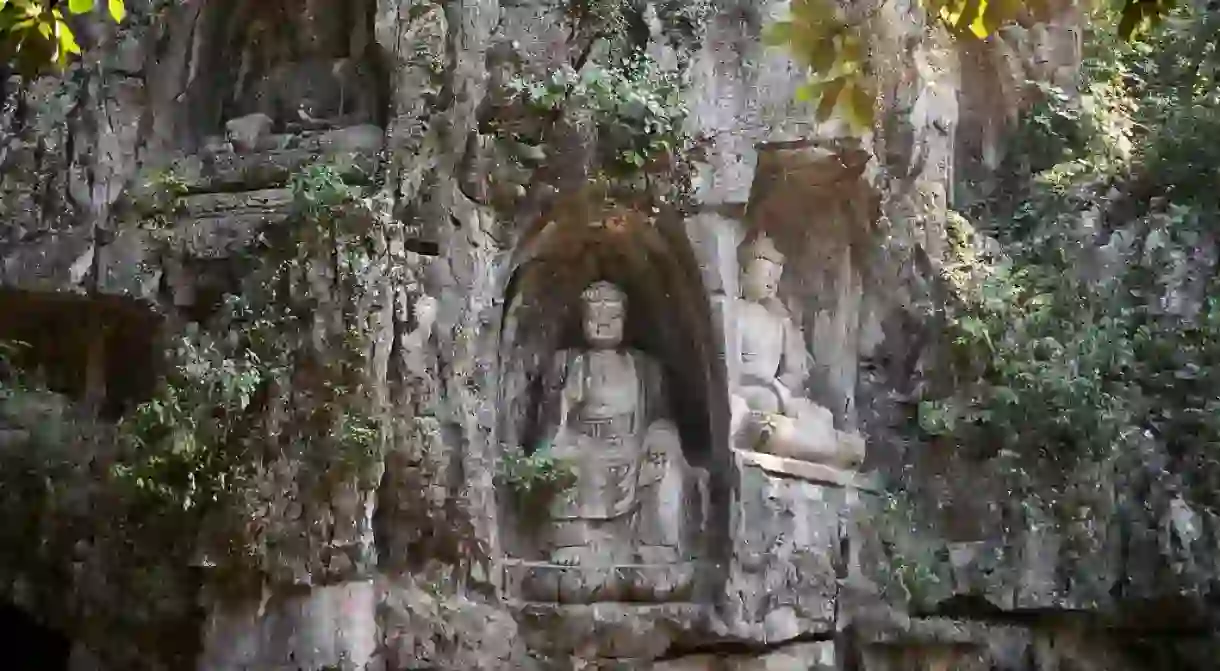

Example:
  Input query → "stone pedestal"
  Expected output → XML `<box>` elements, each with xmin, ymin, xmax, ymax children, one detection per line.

<box><xmin>653</xmin><ymin>641</ymin><xmax>837</xmax><ymax>671</ymax></box>
<box><xmin>719</xmin><ymin>449</ymin><xmax>876</xmax><ymax>643</ymax></box>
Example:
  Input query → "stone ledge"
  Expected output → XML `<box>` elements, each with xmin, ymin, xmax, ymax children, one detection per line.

<box><xmin>733</xmin><ymin>448</ymin><xmax>879</xmax><ymax>491</ymax></box>
<box><xmin>502</xmin><ymin>560</ymin><xmax>705</xmax><ymax>604</ymax></box>
<box><xmin>654</xmin><ymin>641</ymin><xmax>837</xmax><ymax>671</ymax></box>
<box><xmin>507</xmin><ymin>601</ymin><xmax>709</xmax><ymax>659</ymax></box>
<box><xmin>161</xmin><ymin>124</ymin><xmax>384</xmax><ymax>194</ymax></box>
<box><xmin>175</xmin><ymin>189</ymin><xmax>293</xmax><ymax>259</ymax></box>
<box><xmin>854</xmin><ymin>612</ymin><xmax>1019</xmax><ymax>645</ymax></box>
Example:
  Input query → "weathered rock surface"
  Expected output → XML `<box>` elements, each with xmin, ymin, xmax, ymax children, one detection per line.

<box><xmin>0</xmin><ymin>0</ymin><xmax>1214</xmax><ymax>669</ymax></box>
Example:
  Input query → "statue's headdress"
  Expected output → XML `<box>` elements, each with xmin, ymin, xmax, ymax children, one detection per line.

<box><xmin>738</xmin><ymin>233</ymin><xmax>785</xmax><ymax>267</ymax></box>
<box><xmin>485</xmin><ymin>39</ymin><xmax>523</xmax><ymax>68</ymax></box>
<box><xmin>581</xmin><ymin>280</ymin><xmax>627</xmax><ymax>306</ymax></box>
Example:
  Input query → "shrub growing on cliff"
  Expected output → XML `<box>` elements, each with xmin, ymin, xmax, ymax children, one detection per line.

<box><xmin>913</xmin><ymin>4</ymin><xmax>1220</xmax><ymax>519</ymax></box>
<box><xmin>508</xmin><ymin>54</ymin><xmax>692</xmax><ymax>180</ymax></box>
<box><xmin>107</xmin><ymin>161</ymin><xmax>390</xmax><ymax>578</ymax></box>
<box><xmin>113</xmin><ymin>327</ymin><xmax>265</xmax><ymax>512</ymax></box>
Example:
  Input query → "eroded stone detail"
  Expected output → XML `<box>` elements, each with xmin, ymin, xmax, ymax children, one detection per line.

<box><xmin>719</xmin><ymin>450</ymin><xmax>862</xmax><ymax>642</ymax></box>
<box><xmin>198</xmin><ymin>581</ymin><xmax>378</xmax><ymax>671</ymax></box>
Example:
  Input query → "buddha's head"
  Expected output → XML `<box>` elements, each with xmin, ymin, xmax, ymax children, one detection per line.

<box><xmin>485</xmin><ymin>40</ymin><xmax>523</xmax><ymax>102</ymax></box>
<box><xmin>580</xmin><ymin>280</ymin><xmax>627</xmax><ymax>349</ymax></box>
<box><xmin>739</xmin><ymin>234</ymin><xmax>785</xmax><ymax>302</ymax></box>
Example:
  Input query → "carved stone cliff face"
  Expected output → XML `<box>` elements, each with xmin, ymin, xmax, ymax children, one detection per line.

<box><xmin>0</xmin><ymin>0</ymin><xmax>1214</xmax><ymax>670</ymax></box>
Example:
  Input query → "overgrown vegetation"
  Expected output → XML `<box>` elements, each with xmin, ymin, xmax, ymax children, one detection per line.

<box><xmin>0</xmin><ymin>333</ymin><xmax>207</xmax><ymax>666</ymax></box>
<box><xmin>872</xmin><ymin>489</ymin><xmax>951</xmax><ymax>609</ymax></box>
<box><xmin>508</xmin><ymin>54</ymin><xmax>692</xmax><ymax>180</ymax></box>
<box><xmin>913</xmin><ymin>4</ymin><xmax>1220</xmax><ymax>520</ymax></box>
<box><xmin>767</xmin><ymin>0</ymin><xmax>1191</xmax><ymax>132</ymax></box>
<box><xmin>485</xmin><ymin>0</ymin><xmax>703</xmax><ymax>201</ymax></box>
<box><xmin>127</xmin><ymin>165</ymin><xmax>190</xmax><ymax>231</ymax></box>
<box><xmin>0</xmin><ymin>157</ymin><xmax>398</xmax><ymax>661</ymax></box>
<box><xmin>857</xmin><ymin>5</ymin><xmax>1220</xmax><ymax>609</ymax></box>
<box><xmin>0</xmin><ymin>162</ymin><xmax>385</xmax><ymax>592</ymax></box>
<box><xmin>112</xmin><ymin>327</ymin><xmax>265</xmax><ymax>513</ymax></box>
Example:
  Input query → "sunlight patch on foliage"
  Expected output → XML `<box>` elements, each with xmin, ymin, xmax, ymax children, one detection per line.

<box><xmin>0</xmin><ymin>0</ymin><xmax>125</xmax><ymax>75</ymax></box>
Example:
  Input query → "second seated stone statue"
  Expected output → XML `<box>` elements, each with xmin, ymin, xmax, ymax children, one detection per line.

<box><xmin>535</xmin><ymin>281</ymin><xmax>705</xmax><ymax>569</ymax></box>
<box><xmin>729</xmin><ymin>234</ymin><xmax>865</xmax><ymax>470</ymax></box>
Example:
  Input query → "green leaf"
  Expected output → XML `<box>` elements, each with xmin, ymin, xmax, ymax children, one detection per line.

<box><xmin>57</xmin><ymin>19</ymin><xmax>80</xmax><ymax>56</ymax></box>
<box><xmin>12</xmin><ymin>0</ymin><xmax>40</xmax><ymax>22</ymax></box>
<box><xmin>795</xmin><ymin>80</ymin><xmax>821</xmax><ymax>103</ymax></box>
<box><xmin>814</xmin><ymin>76</ymin><xmax>845</xmax><ymax>121</ymax></box>
<box><xmin>10</xmin><ymin>0</ymin><xmax>38</xmax><ymax>17</ymax></box>
<box><xmin>67</xmin><ymin>0</ymin><xmax>94</xmax><ymax>15</ymax></box>
<box><xmin>956</xmin><ymin>0</ymin><xmax>985</xmax><ymax>37</ymax></box>
<box><xmin>843</xmin><ymin>81</ymin><xmax>874</xmax><ymax>130</ymax></box>
<box><xmin>978</xmin><ymin>0</ymin><xmax>1022</xmax><ymax>36</ymax></box>
<box><xmin>107</xmin><ymin>0</ymin><xmax>125</xmax><ymax>23</ymax></box>
<box><xmin>762</xmin><ymin>20</ymin><xmax>794</xmax><ymax>47</ymax></box>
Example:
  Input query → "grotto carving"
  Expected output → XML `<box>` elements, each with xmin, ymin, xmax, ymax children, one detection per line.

<box><xmin>505</xmin><ymin>280</ymin><xmax>708</xmax><ymax>604</ymax></box>
<box><xmin>729</xmin><ymin>234</ymin><xmax>865</xmax><ymax>470</ymax></box>
<box><xmin>138</xmin><ymin>1</ymin><xmax>390</xmax><ymax>272</ymax></box>
<box><xmin>220</xmin><ymin>0</ymin><xmax>383</xmax><ymax>134</ymax></box>
<box><xmin>171</xmin><ymin>0</ymin><xmax>389</xmax><ymax>161</ymax></box>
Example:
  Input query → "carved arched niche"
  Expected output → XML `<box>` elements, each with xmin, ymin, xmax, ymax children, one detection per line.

<box><xmin>740</xmin><ymin>142</ymin><xmax>878</xmax><ymax>434</ymax></box>
<box><xmin>495</xmin><ymin>197</ymin><xmax>729</xmax><ymax>606</ymax></box>
<box><xmin>176</xmin><ymin>0</ymin><xmax>390</xmax><ymax>149</ymax></box>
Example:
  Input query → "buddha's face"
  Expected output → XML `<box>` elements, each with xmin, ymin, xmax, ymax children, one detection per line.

<box><xmin>486</xmin><ymin>50</ymin><xmax>519</xmax><ymax>103</ymax></box>
<box><xmin>582</xmin><ymin>293</ymin><xmax>626</xmax><ymax>349</ymax></box>
<box><xmin>742</xmin><ymin>257</ymin><xmax>782</xmax><ymax>302</ymax></box>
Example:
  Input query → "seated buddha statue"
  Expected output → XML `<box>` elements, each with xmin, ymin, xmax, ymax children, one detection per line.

<box><xmin>535</xmin><ymin>280</ymin><xmax>703</xmax><ymax>567</ymax></box>
<box><xmin>729</xmin><ymin>234</ymin><xmax>865</xmax><ymax>470</ymax></box>
<box><xmin>220</xmin><ymin>0</ymin><xmax>381</xmax><ymax>135</ymax></box>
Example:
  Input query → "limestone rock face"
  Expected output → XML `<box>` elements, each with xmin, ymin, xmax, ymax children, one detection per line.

<box><xmin>0</xmin><ymin>0</ymin><xmax>1211</xmax><ymax>670</ymax></box>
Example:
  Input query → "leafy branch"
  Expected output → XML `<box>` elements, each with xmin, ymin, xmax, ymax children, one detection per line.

<box><xmin>0</xmin><ymin>0</ymin><xmax>126</xmax><ymax>75</ymax></box>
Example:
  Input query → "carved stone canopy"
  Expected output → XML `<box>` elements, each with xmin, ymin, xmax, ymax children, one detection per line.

<box><xmin>498</xmin><ymin>199</ymin><xmax>724</xmax><ymax>469</ymax></box>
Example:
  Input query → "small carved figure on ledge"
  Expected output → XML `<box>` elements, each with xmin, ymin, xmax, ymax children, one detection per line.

<box><xmin>250</xmin><ymin>57</ymin><xmax>382</xmax><ymax>133</ymax></box>
<box><xmin>215</xmin><ymin>0</ymin><xmax>385</xmax><ymax>139</ymax></box>
<box><xmin>535</xmin><ymin>280</ymin><xmax>703</xmax><ymax>567</ymax></box>
<box><xmin>459</xmin><ymin>40</ymin><xmax>547</xmax><ymax>209</ymax></box>
<box><xmin>730</xmin><ymin>234</ymin><xmax>865</xmax><ymax>469</ymax></box>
